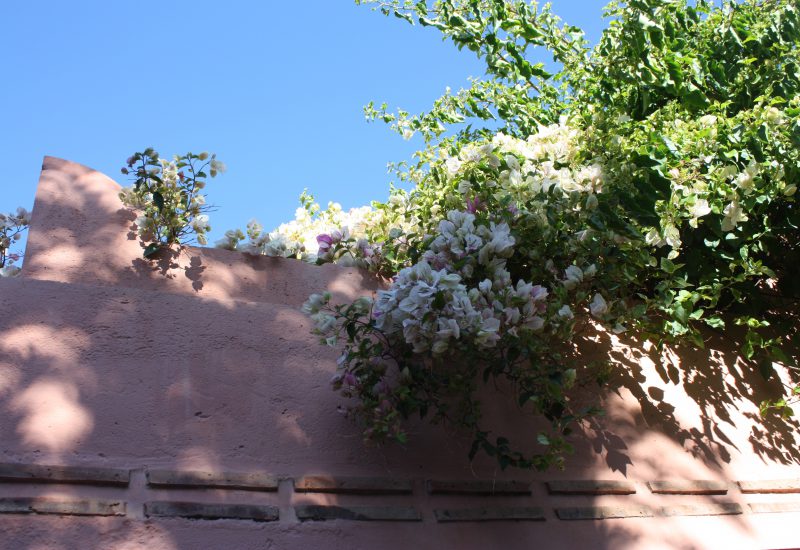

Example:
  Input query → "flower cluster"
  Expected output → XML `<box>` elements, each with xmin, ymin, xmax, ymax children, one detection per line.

<box><xmin>442</xmin><ymin>119</ymin><xmax>604</xmax><ymax>210</ymax></box>
<box><xmin>0</xmin><ymin>207</ymin><xmax>30</xmax><ymax>277</ymax></box>
<box><xmin>119</xmin><ymin>149</ymin><xmax>221</xmax><ymax>257</ymax></box>
<box><xmin>216</xmin><ymin>196</ymin><xmax>383</xmax><ymax>265</ymax></box>
<box><xmin>290</xmin><ymin>117</ymin><xmax>629</xmax><ymax>470</ymax></box>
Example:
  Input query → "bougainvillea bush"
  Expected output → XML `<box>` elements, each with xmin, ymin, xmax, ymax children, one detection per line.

<box><xmin>120</xmin><ymin>149</ymin><xmax>224</xmax><ymax>257</ymax></box>
<box><xmin>127</xmin><ymin>0</ymin><xmax>800</xmax><ymax>470</ymax></box>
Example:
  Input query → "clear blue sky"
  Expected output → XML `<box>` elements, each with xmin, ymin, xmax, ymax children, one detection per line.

<box><xmin>1</xmin><ymin>0</ymin><xmax>608</xmax><ymax>243</ymax></box>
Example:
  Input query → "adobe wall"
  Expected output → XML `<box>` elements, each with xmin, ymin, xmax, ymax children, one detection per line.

<box><xmin>0</xmin><ymin>157</ymin><xmax>798</xmax><ymax>549</ymax></box>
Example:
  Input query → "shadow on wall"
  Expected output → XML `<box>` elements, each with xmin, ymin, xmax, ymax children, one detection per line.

<box><xmin>1</xmin><ymin>277</ymin><xmax>781</xmax><ymax>549</ymax></box>
<box><xmin>22</xmin><ymin>157</ymin><xmax>382</xmax><ymax>308</ymax></box>
<box><xmin>19</xmin><ymin>155</ymin><xmax>194</xmax><ymax>287</ymax></box>
<box><xmin>1</xmin><ymin>157</ymin><xmax>799</xmax><ymax>549</ymax></box>
<box><xmin>566</xmin><ymin>320</ymin><xmax>800</xmax><ymax>475</ymax></box>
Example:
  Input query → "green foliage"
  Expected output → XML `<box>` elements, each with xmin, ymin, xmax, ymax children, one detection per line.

<box><xmin>300</xmin><ymin>0</ymin><xmax>800</xmax><ymax>469</ymax></box>
<box><xmin>359</xmin><ymin>0</ymin><xmax>585</xmax><ymax>143</ymax></box>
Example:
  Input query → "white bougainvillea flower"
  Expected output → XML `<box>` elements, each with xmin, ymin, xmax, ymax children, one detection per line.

<box><xmin>562</xmin><ymin>265</ymin><xmax>584</xmax><ymax>290</ymax></box>
<box><xmin>313</xmin><ymin>313</ymin><xmax>336</xmax><ymax>333</ymax></box>
<box><xmin>721</xmin><ymin>200</ymin><xmax>747</xmax><ymax>232</ymax></box>
<box><xmin>691</xmin><ymin>199</ymin><xmax>711</xmax><ymax>218</ymax></box>
<box><xmin>663</xmin><ymin>224</ymin><xmax>681</xmax><ymax>248</ymax></box>
<box><xmin>589</xmin><ymin>293</ymin><xmax>608</xmax><ymax>318</ymax></box>
<box><xmin>189</xmin><ymin>214</ymin><xmax>210</xmax><ymax>232</ymax></box>
<box><xmin>524</xmin><ymin>315</ymin><xmax>545</xmax><ymax>331</ymax></box>
<box><xmin>644</xmin><ymin>228</ymin><xmax>666</xmax><ymax>247</ymax></box>
<box><xmin>301</xmin><ymin>292</ymin><xmax>331</xmax><ymax>315</ymax></box>
<box><xmin>14</xmin><ymin>207</ymin><xmax>30</xmax><ymax>224</ymax></box>
<box><xmin>735</xmin><ymin>160</ymin><xmax>759</xmax><ymax>194</ymax></box>
<box><xmin>475</xmin><ymin>316</ymin><xmax>501</xmax><ymax>347</ymax></box>
<box><xmin>0</xmin><ymin>265</ymin><xmax>21</xmax><ymax>277</ymax></box>
<box><xmin>558</xmin><ymin>305</ymin><xmax>574</xmax><ymax>319</ymax></box>
<box><xmin>698</xmin><ymin>114</ymin><xmax>717</xmax><ymax>128</ymax></box>
<box><xmin>445</xmin><ymin>156</ymin><xmax>462</xmax><ymax>175</ymax></box>
<box><xmin>209</xmin><ymin>159</ymin><xmax>226</xmax><ymax>176</ymax></box>
<box><xmin>530</xmin><ymin>285</ymin><xmax>548</xmax><ymax>302</ymax></box>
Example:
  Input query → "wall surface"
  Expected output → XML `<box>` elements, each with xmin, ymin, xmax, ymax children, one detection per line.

<box><xmin>1</xmin><ymin>157</ymin><xmax>799</xmax><ymax>549</ymax></box>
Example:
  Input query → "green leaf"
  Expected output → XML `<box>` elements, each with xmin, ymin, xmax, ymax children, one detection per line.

<box><xmin>673</xmin><ymin>304</ymin><xmax>688</xmax><ymax>324</ymax></box>
<box><xmin>393</xmin><ymin>11</ymin><xmax>413</xmax><ymax>24</ymax></box>
<box><xmin>638</xmin><ymin>13</ymin><xmax>658</xmax><ymax>29</ymax></box>
<box><xmin>648</xmin><ymin>27</ymin><xmax>663</xmax><ymax>48</ymax></box>
<box><xmin>660</xmin><ymin>257</ymin><xmax>677</xmax><ymax>273</ymax></box>
<box><xmin>683</xmin><ymin>86</ymin><xmax>709</xmax><ymax>110</ymax></box>
<box><xmin>448</xmin><ymin>14</ymin><xmax>465</xmax><ymax>27</ymax></box>
<box><xmin>468</xmin><ymin>438</ymin><xmax>481</xmax><ymax>460</ymax></box>
<box><xmin>418</xmin><ymin>16</ymin><xmax>436</xmax><ymax>27</ymax></box>
<box><xmin>143</xmin><ymin>243</ymin><xmax>161</xmax><ymax>258</ymax></box>
<box><xmin>633</xmin><ymin>154</ymin><xmax>661</xmax><ymax>168</ymax></box>
<box><xmin>152</xmin><ymin>191</ymin><xmax>164</xmax><ymax>211</ymax></box>
<box><xmin>705</xmin><ymin>317</ymin><xmax>725</xmax><ymax>329</ymax></box>
<box><xmin>758</xmin><ymin>358</ymin><xmax>776</xmax><ymax>381</ymax></box>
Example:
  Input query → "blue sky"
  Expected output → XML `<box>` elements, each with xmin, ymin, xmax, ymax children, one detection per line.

<box><xmin>1</xmin><ymin>0</ymin><xmax>608</xmax><ymax>244</ymax></box>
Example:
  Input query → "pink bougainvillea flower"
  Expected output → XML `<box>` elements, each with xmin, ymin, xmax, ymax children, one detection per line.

<box><xmin>343</xmin><ymin>372</ymin><xmax>358</xmax><ymax>387</ymax></box>
<box><xmin>466</xmin><ymin>196</ymin><xmax>484</xmax><ymax>213</ymax></box>
<box><xmin>316</xmin><ymin>233</ymin><xmax>334</xmax><ymax>251</ymax></box>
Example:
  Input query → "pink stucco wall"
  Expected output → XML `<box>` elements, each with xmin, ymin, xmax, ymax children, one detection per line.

<box><xmin>0</xmin><ymin>157</ymin><xmax>799</xmax><ymax>549</ymax></box>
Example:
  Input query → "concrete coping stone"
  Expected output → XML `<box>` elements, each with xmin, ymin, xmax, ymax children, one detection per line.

<box><xmin>546</xmin><ymin>480</ymin><xmax>637</xmax><ymax>495</ymax></box>
<box><xmin>657</xmin><ymin>503</ymin><xmax>743</xmax><ymax>517</ymax></box>
<box><xmin>738</xmin><ymin>479</ymin><xmax>800</xmax><ymax>494</ymax></box>
<box><xmin>144</xmin><ymin>501</ymin><xmax>279</xmax><ymax>522</ymax></box>
<box><xmin>293</xmin><ymin>475</ymin><xmax>412</xmax><ymax>495</ymax></box>
<box><xmin>556</xmin><ymin>503</ymin><xmax>744</xmax><ymax>520</ymax></box>
<box><xmin>0</xmin><ymin>463</ymin><xmax>130</xmax><ymax>487</ymax></box>
<box><xmin>0</xmin><ymin>497</ymin><xmax>126</xmax><ymax>516</ymax></box>
<box><xmin>555</xmin><ymin>506</ymin><xmax>654</xmax><ymax>520</ymax></box>
<box><xmin>426</xmin><ymin>479</ymin><xmax>531</xmax><ymax>496</ymax></box>
<box><xmin>647</xmin><ymin>480</ymin><xmax>729</xmax><ymax>495</ymax></box>
<box><xmin>434</xmin><ymin>507</ymin><xmax>546</xmax><ymax>523</ymax></box>
<box><xmin>749</xmin><ymin>502</ymin><xmax>800</xmax><ymax>514</ymax></box>
<box><xmin>146</xmin><ymin>469</ymin><xmax>278</xmax><ymax>491</ymax></box>
<box><xmin>295</xmin><ymin>505</ymin><xmax>421</xmax><ymax>522</ymax></box>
